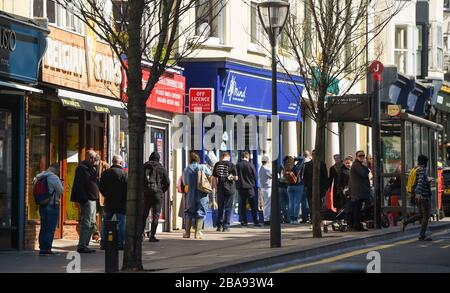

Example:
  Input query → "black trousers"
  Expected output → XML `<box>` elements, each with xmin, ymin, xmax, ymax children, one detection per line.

<box><xmin>238</xmin><ymin>189</ymin><xmax>259</xmax><ymax>225</ymax></box>
<box><xmin>351</xmin><ymin>199</ymin><xmax>364</xmax><ymax>230</ymax></box>
<box><xmin>143</xmin><ymin>196</ymin><xmax>162</xmax><ymax>237</ymax></box>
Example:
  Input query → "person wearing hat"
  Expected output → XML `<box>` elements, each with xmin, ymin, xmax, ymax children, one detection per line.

<box><xmin>259</xmin><ymin>155</ymin><xmax>273</xmax><ymax>225</ymax></box>
<box><xmin>143</xmin><ymin>152</ymin><xmax>170</xmax><ymax>242</ymax></box>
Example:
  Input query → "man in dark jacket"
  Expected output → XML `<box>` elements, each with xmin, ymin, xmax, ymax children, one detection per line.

<box><xmin>236</xmin><ymin>151</ymin><xmax>261</xmax><ymax>227</ymax></box>
<box><xmin>303</xmin><ymin>150</ymin><xmax>328</xmax><ymax>215</ymax></box>
<box><xmin>349</xmin><ymin>150</ymin><xmax>370</xmax><ymax>231</ymax></box>
<box><xmin>143</xmin><ymin>152</ymin><xmax>170</xmax><ymax>242</ymax></box>
<box><xmin>99</xmin><ymin>155</ymin><xmax>127</xmax><ymax>250</ymax></box>
<box><xmin>71</xmin><ymin>150</ymin><xmax>99</xmax><ymax>253</ymax></box>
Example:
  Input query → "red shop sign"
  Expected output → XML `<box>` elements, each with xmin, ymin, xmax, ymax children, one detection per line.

<box><xmin>121</xmin><ymin>62</ymin><xmax>186</xmax><ymax>114</ymax></box>
<box><xmin>189</xmin><ymin>88</ymin><xmax>215</xmax><ymax>113</ymax></box>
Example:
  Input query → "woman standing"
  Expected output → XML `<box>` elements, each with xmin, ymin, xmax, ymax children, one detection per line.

<box><xmin>182</xmin><ymin>152</ymin><xmax>212</xmax><ymax>239</ymax></box>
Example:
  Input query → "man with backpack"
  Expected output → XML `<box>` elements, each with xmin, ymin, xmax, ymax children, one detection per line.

<box><xmin>402</xmin><ymin>155</ymin><xmax>433</xmax><ymax>241</ymax></box>
<box><xmin>33</xmin><ymin>164</ymin><xmax>63</xmax><ymax>256</ymax></box>
<box><xmin>71</xmin><ymin>150</ymin><xmax>100</xmax><ymax>253</ymax></box>
<box><xmin>99</xmin><ymin>155</ymin><xmax>127</xmax><ymax>250</ymax></box>
<box><xmin>143</xmin><ymin>152</ymin><xmax>170</xmax><ymax>242</ymax></box>
<box><xmin>236</xmin><ymin>151</ymin><xmax>261</xmax><ymax>227</ymax></box>
<box><xmin>285</xmin><ymin>156</ymin><xmax>307</xmax><ymax>224</ymax></box>
<box><xmin>213</xmin><ymin>152</ymin><xmax>238</xmax><ymax>232</ymax></box>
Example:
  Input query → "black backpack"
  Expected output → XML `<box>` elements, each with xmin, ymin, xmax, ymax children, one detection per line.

<box><xmin>145</xmin><ymin>166</ymin><xmax>162</xmax><ymax>197</ymax></box>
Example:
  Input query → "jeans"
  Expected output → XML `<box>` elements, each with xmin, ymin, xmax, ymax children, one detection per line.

<box><xmin>39</xmin><ymin>204</ymin><xmax>60</xmax><ymax>252</ymax></box>
<box><xmin>279</xmin><ymin>187</ymin><xmax>290</xmax><ymax>223</ymax></box>
<box><xmin>260</xmin><ymin>188</ymin><xmax>271</xmax><ymax>222</ymax></box>
<box><xmin>78</xmin><ymin>200</ymin><xmax>97</xmax><ymax>250</ymax></box>
<box><xmin>143</xmin><ymin>196</ymin><xmax>162</xmax><ymax>237</ymax></box>
<box><xmin>216</xmin><ymin>192</ymin><xmax>234</xmax><ymax>229</ymax></box>
<box><xmin>102</xmin><ymin>212</ymin><xmax>126</xmax><ymax>247</ymax></box>
<box><xmin>288</xmin><ymin>184</ymin><xmax>308</xmax><ymax>222</ymax></box>
<box><xmin>238</xmin><ymin>189</ymin><xmax>259</xmax><ymax>225</ymax></box>
<box><xmin>405</xmin><ymin>198</ymin><xmax>431</xmax><ymax>238</ymax></box>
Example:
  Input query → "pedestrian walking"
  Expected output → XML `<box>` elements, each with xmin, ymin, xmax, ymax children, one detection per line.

<box><xmin>402</xmin><ymin>155</ymin><xmax>433</xmax><ymax>241</ymax></box>
<box><xmin>213</xmin><ymin>152</ymin><xmax>238</xmax><ymax>232</ymax></box>
<box><xmin>34</xmin><ymin>164</ymin><xmax>63</xmax><ymax>256</ymax></box>
<box><xmin>278</xmin><ymin>156</ymin><xmax>290</xmax><ymax>223</ymax></box>
<box><xmin>349</xmin><ymin>150</ymin><xmax>370</xmax><ymax>232</ymax></box>
<box><xmin>236</xmin><ymin>151</ymin><xmax>261</xmax><ymax>227</ymax></box>
<box><xmin>143</xmin><ymin>152</ymin><xmax>170</xmax><ymax>242</ymax></box>
<box><xmin>259</xmin><ymin>155</ymin><xmax>272</xmax><ymax>225</ymax></box>
<box><xmin>183</xmin><ymin>152</ymin><xmax>212</xmax><ymax>238</ymax></box>
<box><xmin>71</xmin><ymin>150</ymin><xmax>99</xmax><ymax>253</ymax></box>
<box><xmin>99</xmin><ymin>155</ymin><xmax>127</xmax><ymax>250</ymax></box>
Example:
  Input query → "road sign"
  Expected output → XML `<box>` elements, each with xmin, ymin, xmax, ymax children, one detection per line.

<box><xmin>189</xmin><ymin>88</ymin><xmax>214</xmax><ymax>113</ymax></box>
<box><xmin>328</xmin><ymin>94</ymin><xmax>372</xmax><ymax>122</ymax></box>
<box><xmin>370</xmin><ymin>61</ymin><xmax>384</xmax><ymax>81</ymax></box>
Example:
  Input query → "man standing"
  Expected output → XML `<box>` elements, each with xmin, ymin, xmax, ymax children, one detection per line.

<box><xmin>34</xmin><ymin>164</ymin><xmax>63</xmax><ymax>256</ymax></box>
<box><xmin>99</xmin><ymin>155</ymin><xmax>127</xmax><ymax>250</ymax></box>
<box><xmin>349</xmin><ymin>150</ymin><xmax>370</xmax><ymax>232</ymax></box>
<box><xmin>71</xmin><ymin>150</ymin><xmax>99</xmax><ymax>253</ymax></box>
<box><xmin>303</xmin><ymin>150</ymin><xmax>328</xmax><ymax>216</ymax></box>
<box><xmin>213</xmin><ymin>152</ymin><xmax>238</xmax><ymax>232</ymax></box>
<box><xmin>236</xmin><ymin>151</ymin><xmax>261</xmax><ymax>227</ymax></box>
<box><xmin>402</xmin><ymin>155</ymin><xmax>433</xmax><ymax>241</ymax></box>
<box><xmin>143</xmin><ymin>152</ymin><xmax>170</xmax><ymax>242</ymax></box>
<box><xmin>259</xmin><ymin>155</ymin><xmax>272</xmax><ymax>225</ymax></box>
<box><xmin>329</xmin><ymin>154</ymin><xmax>342</xmax><ymax>210</ymax></box>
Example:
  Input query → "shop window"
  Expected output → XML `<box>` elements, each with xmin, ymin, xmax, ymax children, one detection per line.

<box><xmin>65</xmin><ymin>122</ymin><xmax>80</xmax><ymax>221</ymax></box>
<box><xmin>28</xmin><ymin>115</ymin><xmax>48</xmax><ymax>220</ymax></box>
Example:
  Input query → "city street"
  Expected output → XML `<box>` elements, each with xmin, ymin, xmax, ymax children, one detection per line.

<box><xmin>271</xmin><ymin>229</ymin><xmax>450</xmax><ymax>273</ymax></box>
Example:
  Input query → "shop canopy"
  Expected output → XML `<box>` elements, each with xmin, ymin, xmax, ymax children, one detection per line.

<box><xmin>57</xmin><ymin>89</ymin><xmax>127</xmax><ymax>117</ymax></box>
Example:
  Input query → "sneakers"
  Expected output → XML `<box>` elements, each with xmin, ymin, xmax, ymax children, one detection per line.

<box><xmin>77</xmin><ymin>247</ymin><xmax>96</xmax><ymax>253</ymax></box>
<box><xmin>149</xmin><ymin>236</ymin><xmax>160</xmax><ymax>242</ymax></box>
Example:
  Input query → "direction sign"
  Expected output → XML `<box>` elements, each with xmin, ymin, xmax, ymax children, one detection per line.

<box><xmin>328</xmin><ymin>94</ymin><xmax>372</xmax><ymax>122</ymax></box>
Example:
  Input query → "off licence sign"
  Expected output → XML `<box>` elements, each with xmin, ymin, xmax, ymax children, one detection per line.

<box><xmin>189</xmin><ymin>88</ymin><xmax>214</xmax><ymax>113</ymax></box>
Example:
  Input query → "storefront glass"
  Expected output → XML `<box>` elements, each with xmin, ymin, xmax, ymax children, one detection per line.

<box><xmin>65</xmin><ymin>121</ymin><xmax>80</xmax><ymax>221</ymax></box>
<box><xmin>0</xmin><ymin>110</ymin><xmax>12</xmax><ymax>235</ymax></box>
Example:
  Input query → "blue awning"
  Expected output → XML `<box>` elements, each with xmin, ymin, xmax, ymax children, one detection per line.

<box><xmin>181</xmin><ymin>61</ymin><xmax>304</xmax><ymax>121</ymax></box>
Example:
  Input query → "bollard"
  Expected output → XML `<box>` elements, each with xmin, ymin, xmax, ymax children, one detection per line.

<box><xmin>104</xmin><ymin>219</ymin><xmax>119</xmax><ymax>273</ymax></box>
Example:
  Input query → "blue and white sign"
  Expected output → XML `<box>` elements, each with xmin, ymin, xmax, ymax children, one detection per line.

<box><xmin>220</xmin><ymin>70</ymin><xmax>303</xmax><ymax>121</ymax></box>
<box><xmin>0</xmin><ymin>14</ymin><xmax>48</xmax><ymax>84</ymax></box>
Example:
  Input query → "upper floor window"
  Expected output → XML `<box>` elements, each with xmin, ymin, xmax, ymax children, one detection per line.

<box><xmin>437</xmin><ymin>25</ymin><xmax>444</xmax><ymax>71</ymax></box>
<box><xmin>394</xmin><ymin>26</ymin><xmax>408</xmax><ymax>74</ymax></box>
<box><xmin>445</xmin><ymin>0</ymin><xmax>450</xmax><ymax>10</ymax></box>
<box><xmin>33</xmin><ymin>0</ymin><xmax>85</xmax><ymax>35</ymax></box>
<box><xmin>250</xmin><ymin>2</ymin><xmax>262</xmax><ymax>45</ymax></box>
<box><xmin>195</xmin><ymin>0</ymin><xmax>225</xmax><ymax>44</ymax></box>
<box><xmin>112</xmin><ymin>0</ymin><xmax>129</xmax><ymax>32</ymax></box>
<box><xmin>416</xmin><ymin>25</ymin><xmax>423</xmax><ymax>77</ymax></box>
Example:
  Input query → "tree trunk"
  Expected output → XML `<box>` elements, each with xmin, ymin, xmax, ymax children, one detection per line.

<box><xmin>312</xmin><ymin>110</ymin><xmax>326</xmax><ymax>238</ymax></box>
<box><xmin>122</xmin><ymin>0</ymin><xmax>146</xmax><ymax>271</ymax></box>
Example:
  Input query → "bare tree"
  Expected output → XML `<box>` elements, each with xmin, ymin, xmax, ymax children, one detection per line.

<box><xmin>57</xmin><ymin>0</ymin><xmax>226</xmax><ymax>271</ymax></box>
<box><xmin>280</xmin><ymin>0</ymin><xmax>408</xmax><ymax>237</ymax></box>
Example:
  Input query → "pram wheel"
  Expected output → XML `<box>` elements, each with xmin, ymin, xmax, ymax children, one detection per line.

<box><xmin>381</xmin><ymin>215</ymin><xmax>390</xmax><ymax>228</ymax></box>
<box><xmin>323</xmin><ymin>225</ymin><xmax>328</xmax><ymax>233</ymax></box>
<box><xmin>339</xmin><ymin>225</ymin><xmax>348</xmax><ymax>232</ymax></box>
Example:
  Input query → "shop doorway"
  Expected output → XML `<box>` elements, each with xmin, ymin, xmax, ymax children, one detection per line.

<box><xmin>0</xmin><ymin>109</ymin><xmax>15</xmax><ymax>249</ymax></box>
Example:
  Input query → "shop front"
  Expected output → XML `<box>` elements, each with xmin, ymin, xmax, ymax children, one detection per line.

<box><xmin>0</xmin><ymin>12</ymin><xmax>47</xmax><ymax>250</ymax></box>
<box><xmin>120</xmin><ymin>60</ymin><xmax>186</xmax><ymax>233</ymax></box>
<box><xmin>25</xmin><ymin>25</ymin><xmax>124</xmax><ymax>249</ymax></box>
<box><xmin>181</xmin><ymin>60</ymin><xmax>304</xmax><ymax>227</ymax></box>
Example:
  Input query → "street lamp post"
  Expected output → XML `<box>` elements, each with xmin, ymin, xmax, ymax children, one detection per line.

<box><xmin>258</xmin><ymin>0</ymin><xmax>290</xmax><ymax>248</ymax></box>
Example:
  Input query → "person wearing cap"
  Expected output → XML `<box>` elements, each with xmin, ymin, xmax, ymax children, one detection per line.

<box><xmin>34</xmin><ymin>164</ymin><xmax>64</xmax><ymax>256</ymax></box>
<box><xmin>259</xmin><ymin>155</ymin><xmax>272</xmax><ymax>225</ymax></box>
<box><xmin>143</xmin><ymin>152</ymin><xmax>170</xmax><ymax>242</ymax></box>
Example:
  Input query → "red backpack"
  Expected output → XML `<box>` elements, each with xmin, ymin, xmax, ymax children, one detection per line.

<box><xmin>33</xmin><ymin>176</ymin><xmax>54</xmax><ymax>206</ymax></box>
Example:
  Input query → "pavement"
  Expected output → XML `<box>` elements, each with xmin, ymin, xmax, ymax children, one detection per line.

<box><xmin>1</xmin><ymin>218</ymin><xmax>449</xmax><ymax>273</ymax></box>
